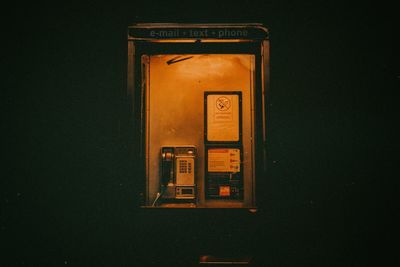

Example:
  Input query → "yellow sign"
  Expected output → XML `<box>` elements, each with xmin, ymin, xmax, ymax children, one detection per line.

<box><xmin>208</xmin><ymin>148</ymin><xmax>240</xmax><ymax>172</ymax></box>
<box><xmin>207</xmin><ymin>94</ymin><xmax>239</xmax><ymax>141</ymax></box>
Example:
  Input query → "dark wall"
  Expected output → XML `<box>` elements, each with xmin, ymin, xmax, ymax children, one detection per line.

<box><xmin>3</xmin><ymin>1</ymin><xmax>397</xmax><ymax>266</ymax></box>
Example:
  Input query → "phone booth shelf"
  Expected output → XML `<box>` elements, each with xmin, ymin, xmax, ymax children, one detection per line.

<box><xmin>127</xmin><ymin>23</ymin><xmax>269</xmax><ymax>210</ymax></box>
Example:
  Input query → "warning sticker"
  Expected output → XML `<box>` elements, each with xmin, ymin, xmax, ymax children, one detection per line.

<box><xmin>216</xmin><ymin>96</ymin><xmax>231</xmax><ymax>111</ymax></box>
<box><xmin>208</xmin><ymin>148</ymin><xmax>240</xmax><ymax>172</ymax></box>
<box><xmin>206</xmin><ymin>94</ymin><xmax>239</xmax><ymax>141</ymax></box>
<box><xmin>219</xmin><ymin>185</ymin><xmax>231</xmax><ymax>196</ymax></box>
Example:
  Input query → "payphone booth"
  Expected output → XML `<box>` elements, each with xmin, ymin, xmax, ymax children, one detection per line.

<box><xmin>127</xmin><ymin>23</ymin><xmax>269</xmax><ymax>209</ymax></box>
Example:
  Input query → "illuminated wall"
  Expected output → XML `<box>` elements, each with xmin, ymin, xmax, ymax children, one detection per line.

<box><xmin>143</xmin><ymin>54</ymin><xmax>255</xmax><ymax>207</ymax></box>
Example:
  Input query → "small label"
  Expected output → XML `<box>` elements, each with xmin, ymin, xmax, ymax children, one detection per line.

<box><xmin>219</xmin><ymin>186</ymin><xmax>231</xmax><ymax>196</ymax></box>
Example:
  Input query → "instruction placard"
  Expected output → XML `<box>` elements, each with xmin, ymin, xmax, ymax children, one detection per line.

<box><xmin>208</xmin><ymin>148</ymin><xmax>240</xmax><ymax>172</ymax></box>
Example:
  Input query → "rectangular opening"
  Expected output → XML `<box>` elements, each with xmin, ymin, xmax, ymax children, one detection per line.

<box><xmin>143</xmin><ymin>54</ymin><xmax>255</xmax><ymax>208</ymax></box>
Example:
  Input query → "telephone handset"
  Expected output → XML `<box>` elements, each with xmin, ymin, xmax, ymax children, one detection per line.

<box><xmin>161</xmin><ymin>148</ymin><xmax>174</xmax><ymax>187</ymax></box>
<box><xmin>156</xmin><ymin>146</ymin><xmax>196</xmax><ymax>205</ymax></box>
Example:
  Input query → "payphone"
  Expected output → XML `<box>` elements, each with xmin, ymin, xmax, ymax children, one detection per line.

<box><xmin>156</xmin><ymin>146</ymin><xmax>196</xmax><ymax>204</ymax></box>
<box><xmin>127</xmin><ymin>23</ymin><xmax>269</xmax><ymax>208</ymax></box>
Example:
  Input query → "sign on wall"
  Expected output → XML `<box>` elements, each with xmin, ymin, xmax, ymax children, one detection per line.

<box><xmin>205</xmin><ymin>92</ymin><xmax>241</xmax><ymax>142</ymax></box>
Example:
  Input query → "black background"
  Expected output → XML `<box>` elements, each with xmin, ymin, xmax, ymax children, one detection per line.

<box><xmin>2</xmin><ymin>1</ymin><xmax>398</xmax><ymax>266</ymax></box>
